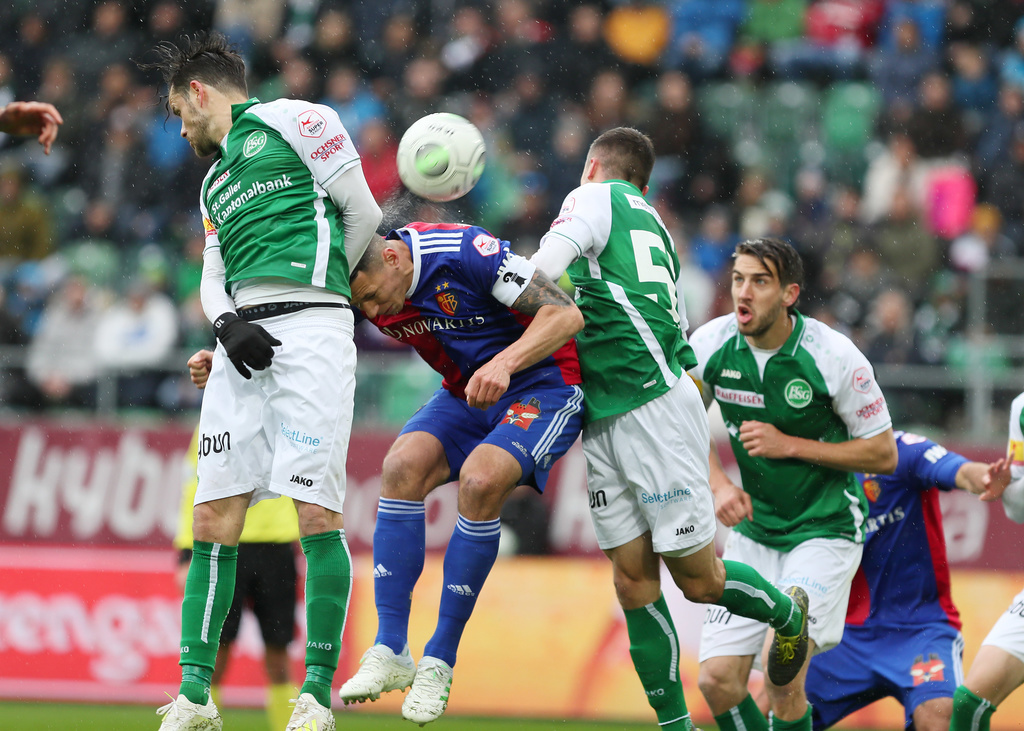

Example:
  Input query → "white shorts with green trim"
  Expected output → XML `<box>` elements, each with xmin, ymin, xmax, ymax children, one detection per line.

<box><xmin>196</xmin><ymin>307</ymin><xmax>355</xmax><ymax>514</ymax></box>
<box><xmin>583</xmin><ymin>374</ymin><xmax>717</xmax><ymax>556</ymax></box>
<box><xmin>699</xmin><ymin>532</ymin><xmax>863</xmax><ymax>665</ymax></box>
<box><xmin>981</xmin><ymin>587</ymin><xmax>1024</xmax><ymax>664</ymax></box>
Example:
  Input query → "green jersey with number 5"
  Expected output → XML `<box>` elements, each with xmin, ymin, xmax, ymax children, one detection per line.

<box><xmin>542</xmin><ymin>179</ymin><xmax>694</xmax><ymax>423</ymax></box>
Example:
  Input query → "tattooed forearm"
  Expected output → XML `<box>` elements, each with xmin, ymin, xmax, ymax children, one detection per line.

<box><xmin>512</xmin><ymin>271</ymin><xmax>575</xmax><ymax>316</ymax></box>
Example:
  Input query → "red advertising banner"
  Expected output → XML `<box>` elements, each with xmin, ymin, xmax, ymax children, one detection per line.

<box><xmin>2</xmin><ymin>544</ymin><xmax>1022</xmax><ymax>730</ymax></box>
<box><xmin>0</xmin><ymin>421</ymin><xmax>1017</xmax><ymax>569</ymax></box>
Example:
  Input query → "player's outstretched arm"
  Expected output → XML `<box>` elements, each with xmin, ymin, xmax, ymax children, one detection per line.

<box><xmin>955</xmin><ymin>457</ymin><xmax>1011</xmax><ymax>501</ymax></box>
<box><xmin>739</xmin><ymin>422</ymin><xmax>898</xmax><ymax>475</ymax></box>
<box><xmin>465</xmin><ymin>270</ymin><xmax>583</xmax><ymax>410</ymax></box>
<box><xmin>0</xmin><ymin>101</ymin><xmax>63</xmax><ymax>154</ymax></box>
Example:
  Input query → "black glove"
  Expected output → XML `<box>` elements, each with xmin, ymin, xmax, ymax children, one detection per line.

<box><xmin>213</xmin><ymin>312</ymin><xmax>282</xmax><ymax>379</ymax></box>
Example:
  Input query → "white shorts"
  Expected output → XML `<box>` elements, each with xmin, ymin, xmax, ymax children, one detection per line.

<box><xmin>583</xmin><ymin>375</ymin><xmax>717</xmax><ymax>556</ymax></box>
<box><xmin>699</xmin><ymin>532</ymin><xmax>863</xmax><ymax>665</ymax></box>
<box><xmin>981</xmin><ymin>587</ymin><xmax>1024</xmax><ymax>664</ymax></box>
<box><xmin>196</xmin><ymin>307</ymin><xmax>356</xmax><ymax>514</ymax></box>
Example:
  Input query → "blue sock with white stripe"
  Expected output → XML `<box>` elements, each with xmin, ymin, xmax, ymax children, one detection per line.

<box><xmin>423</xmin><ymin>514</ymin><xmax>501</xmax><ymax>667</ymax></box>
<box><xmin>373</xmin><ymin>498</ymin><xmax>426</xmax><ymax>654</ymax></box>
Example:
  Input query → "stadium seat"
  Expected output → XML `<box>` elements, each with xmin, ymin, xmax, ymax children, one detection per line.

<box><xmin>822</xmin><ymin>82</ymin><xmax>882</xmax><ymax>184</ymax></box>
<box><xmin>697</xmin><ymin>81</ymin><xmax>757</xmax><ymax>144</ymax></box>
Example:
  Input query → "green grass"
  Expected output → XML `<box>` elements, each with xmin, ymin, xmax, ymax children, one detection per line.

<box><xmin>0</xmin><ymin>702</ymin><xmax>689</xmax><ymax>731</ymax></box>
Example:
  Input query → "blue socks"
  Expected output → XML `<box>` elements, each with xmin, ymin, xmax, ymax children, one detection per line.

<box><xmin>424</xmin><ymin>514</ymin><xmax>501</xmax><ymax>668</ymax></box>
<box><xmin>373</xmin><ymin>498</ymin><xmax>426</xmax><ymax>653</ymax></box>
<box><xmin>372</xmin><ymin>500</ymin><xmax>501</xmax><ymax>668</ymax></box>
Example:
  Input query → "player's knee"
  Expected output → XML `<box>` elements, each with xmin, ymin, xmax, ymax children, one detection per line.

<box><xmin>673</xmin><ymin>573</ymin><xmax>722</xmax><ymax>605</ymax></box>
<box><xmin>456</xmin><ymin>472</ymin><xmax>508</xmax><ymax>521</ymax></box>
<box><xmin>698</xmin><ymin>661</ymin><xmax>746</xmax><ymax>712</ymax></box>
<box><xmin>192</xmin><ymin>502</ymin><xmax>224</xmax><ymax>542</ymax></box>
<box><xmin>610</xmin><ymin>569</ymin><xmax>660</xmax><ymax>610</ymax></box>
<box><xmin>912</xmin><ymin>697</ymin><xmax>953</xmax><ymax>731</ymax></box>
<box><xmin>381</xmin><ymin>450</ymin><xmax>435</xmax><ymax>501</ymax></box>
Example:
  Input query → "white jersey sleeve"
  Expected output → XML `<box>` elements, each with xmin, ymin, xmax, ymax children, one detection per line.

<box><xmin>807</xmin><ymin>320</ymin><xmax>892</xmax><ymax>439</ymax></box>
<box><xmin>198</xmin><ymin>171</ymin><xmax>235</xmax><ymax>319</ymax></box>
<box><xmin>250</xmin><ymin>99</ymin><xmax>361</xmax><ymax>187</ymax></box>
<box><xmin>536</xmin><ymin>183</ymin><xmax>613</xmax><ymax>271</ymax></box>
<box><xmin>686</xmin><ymin>314</ymin><xmax>736</xmax><ymax>408</ymax></box>
<box><xmin>1004</xmin><ymin>392</ymin><xmax>1024</xmax><ymax>523</ymax></box>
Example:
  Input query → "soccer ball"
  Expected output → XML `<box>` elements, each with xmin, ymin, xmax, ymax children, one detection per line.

<box><xmin>396</xmin><ymin>113</ymin><xmax>486</xmax><ymax>202</ymax></box>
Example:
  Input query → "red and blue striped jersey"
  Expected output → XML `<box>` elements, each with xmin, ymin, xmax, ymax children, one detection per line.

<box><xmin>847</xmin><ymin>430</ymin><xmax>966</xmax><ymax>630</ymax></box>
<box><xmin>370</xmin><ymin>223</ymin><xmax>581</xmax><ymax>400</ymax></box>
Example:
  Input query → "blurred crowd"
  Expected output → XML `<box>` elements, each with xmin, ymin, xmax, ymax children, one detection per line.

<box><xmin>0</xmin><ymin>0</ymin><xmax>1022</xmax><ymax>422</ymax></box>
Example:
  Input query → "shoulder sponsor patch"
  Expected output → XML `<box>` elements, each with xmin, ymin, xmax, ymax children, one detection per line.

<box><xmin>559</xmin><ymin>195</ymin><xmax>576</xmax><ymax>214</ymax></box>
<box><xmin>472</xmin><ymin>234</ymin><xmax>501</xmax><ymax>256</ymax></box>
<box><xmin>714</xmin><ymin>385</ymin><xmax>765</xmax><ymax>408</ymax></box>
<box><xmin>298</xmin><ymin>110</ymin><xmax>327</xmax><ymax>138</ymax></box>
<box><xmin>852</xmin><ymin>366</ymin><xmax>873</xmax><ymax>393</ymax></box>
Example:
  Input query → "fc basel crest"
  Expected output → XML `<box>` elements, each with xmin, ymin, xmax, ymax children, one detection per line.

<box><xmin>862</xmin><ymin>477</ymin><xmax>880</xmax><ymax>502</ymax></box>
<box><xmin>910</xmin><ymin>654</ymin><xmax>945</xmax><ymax>686</ymax></box>
<box><xmin>502</xmin><ymin>397</ymin><xmax>541</xmax><ymax>430</ymax></box>
<box><xmin>435</xmin><ymin>291</ymin><xmax>458</xmax><ymax>316</ymax></box>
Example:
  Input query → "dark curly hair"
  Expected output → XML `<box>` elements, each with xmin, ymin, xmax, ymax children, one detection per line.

<box><xmin>138</xmin><ymin>31</ymin><xmax>247</xmax><ymax>98</ymax></box>
<box><xmin>734</xmin><ymin>237</ymin><xmax>804</xmax><ymax>314</ymax></box>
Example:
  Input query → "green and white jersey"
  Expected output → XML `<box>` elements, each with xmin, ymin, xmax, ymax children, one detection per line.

<box><xmin>542</xmin><ymin>180</ymin><xmax>695</xmax><ymax>423</ymax></box>
<box><xmin>689</xmin><ymin>311</ymin><xmax>892</xmax><ymax>551</ymax></box>
<box><xmin>199</xmin><ymin>98</ymin><xmax>362</xmax><ymax>297</ymax></box>
<box><xmin>1003</xmin><ymin>392</ymin><xmax>1024</xmax><ymax>523</ymax></box>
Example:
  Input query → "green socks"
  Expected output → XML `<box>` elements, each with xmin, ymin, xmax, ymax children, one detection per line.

<box><xmin>769</xmin><ymin>704</ymin><xmax>812</xmax><ymax>731</ymax></box>
<box><xmin>624</xmin><ymin>595</ymin><xmax>693</xmax><ymax>729</ymax></box>
<box><xmin>715</xmin><ymin>693</ymin><xmax>769</xmax><ymax>731</ymax></box>
<box><xmin>178</xmin><ymin>540</ymin><xmax>238</xmax><ymax>704</ymax></box>
<box><xmin>720</xmin><ymin>560</ymin><xmax>803</xmax><ymax>636</ymax></box>
<box><xmin>299</xmin><ymin>529</ymin><xmax>353</xmax><ymax>707</ymax></box>
<box><xmin>951</xmin><ymin>685</ymin><xmax>995</xmax><ymax>731</ymax></box>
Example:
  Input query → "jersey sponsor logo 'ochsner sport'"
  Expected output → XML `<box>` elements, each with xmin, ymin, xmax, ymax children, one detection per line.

<box><xmin>310</xmin><ymin>133</ymin><xmax>346</xmax><ymax>162</ymax></box>
<box><xmin>856</xmin><ymin>396</ymin><xmax>886</xmax><ymax>420</ymax></box>
<box><xmin>714</xmin><ymin>384</ymin><xmax>765</xmax><ymax>408</ymax></box>
<box><xmin>784</xmin><ymin>378</ymin><xmax>813</xmax><ymax>408</ymax></box>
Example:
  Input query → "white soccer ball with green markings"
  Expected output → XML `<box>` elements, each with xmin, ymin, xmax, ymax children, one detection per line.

<box><xmin>397</xmin><ymin>113</ymin><xmax>486</xmax><ymax>202</ymax></box>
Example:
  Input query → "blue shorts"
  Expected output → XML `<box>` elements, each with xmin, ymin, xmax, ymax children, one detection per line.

<box><xmin>399</xmin><ymin>383</ymin><xmax>584</xmax><ymax>492</ymax></box>
<box><xmin>806</xmin><ymin>622</ymin><xmax>964</xmax><ymax>730</ymax></box>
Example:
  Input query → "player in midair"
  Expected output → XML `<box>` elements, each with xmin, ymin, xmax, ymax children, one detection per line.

<box><xmin>141</xmin><ymin>32</ymin><xmax>381</xmax><ymax>731</ymax></box>
<box><xmin>530</xmin><ymin>127</ymin><xmax>809</xmax><ymax>731</ymax></box>
<box><xmin>338</xmin><ymin>223</ymin><xmax>585</xmax><ymax>724</ymax></box>
<box><xmin>688</xmin><ymin>237</ymin><xmax>897</xmax><ymax>731</ymax></box>
<box><xmin>950</xmin><ymin>390</ymin><xmax>1024</xmax><ymax>731</ymax></box>
<box><xmin>805</xmin><ymin>431</ymin><xmax>1010</xmax><ymax>731</ymax></box>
